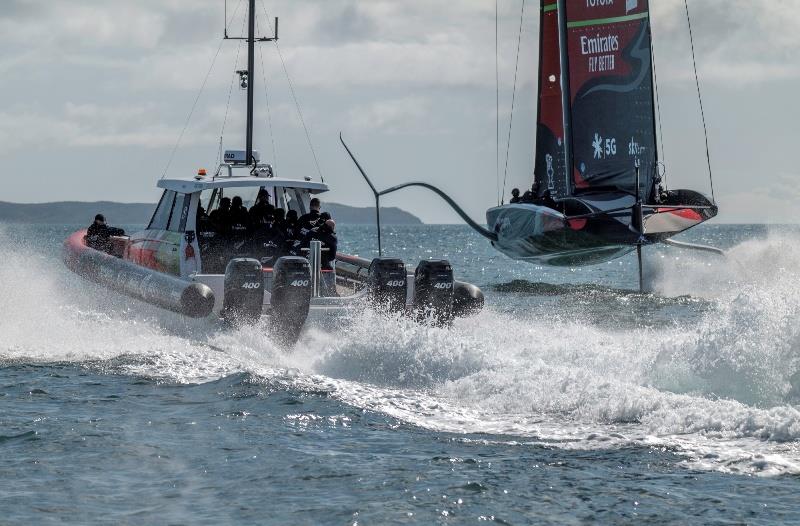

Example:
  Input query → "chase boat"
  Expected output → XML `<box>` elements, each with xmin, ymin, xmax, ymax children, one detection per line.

<box><xmin>62</xmin><ymin>1</ymin><xmax>483</xmax><ymax>344</ymax></box>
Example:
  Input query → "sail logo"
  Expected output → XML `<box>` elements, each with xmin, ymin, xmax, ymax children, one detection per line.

<box><xmin>580</xmin><ymin>34</ymin><xmax>619</xmax><ymax>55</ymax></box>
<box><xmin>592</xmin><ymin>133</ymin><xmax>616</xmax><ymax>159</ymax></box>
<box><xmin>586</xmin><ymin>0</ymin><xmax>614</xmax><ymax>6</ymax></box>
<box><xmin>581</xmin><ymin>34</ymin><xmax>619</xmax><ymax>73</ymax></box>
<box><xmin>546</xmin><ymin>154</ymin><xmax>555</xmax><ymax>190</ymax></box>
<box><xmin>628</xmin><ymin>137</ymin><xmax>646</xmax><ymax>156</ymax></box>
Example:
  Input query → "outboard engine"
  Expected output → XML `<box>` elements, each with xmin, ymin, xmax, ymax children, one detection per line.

<box><xmin>222</xmin><ymin>258</ymin><xmax>264</xmax><ymax>325</ymax></box>
<box><xmin>412</xmin><ymin>260</ymin><xmax>454</xmax><ymax>325</ymax></box>
<box><xmin>367</xmin><ymin>257</ymin><xmax>407</xmax><ymax>314</ymax></box>
<box><xmin>270</xmin><ymin>256</ymin><xmax>312</xmax><ymax>345</ymax></box>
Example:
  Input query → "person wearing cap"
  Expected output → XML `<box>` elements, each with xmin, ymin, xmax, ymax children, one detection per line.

<box><xmin>86</xmin><ymin>214</ymin><xmax>125</xmax><ymax>253</ymax></box>
<box><xmin>509</xmin><ymin>188</ymin><xmax>521</xmax><ymax>204</ymax></box>
<box><xmin>249</xmin><ymin>188</ymin><xmax>274</xmax><ymax>227</ymax></box>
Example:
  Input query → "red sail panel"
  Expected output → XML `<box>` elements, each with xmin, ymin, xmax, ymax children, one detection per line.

<box><xmin>534</xmin><ymin>1</ymin><xmax>569</xmax><ymax>199</ymax></box>
<box><xmin>563</xmin><ymin>0</ymin><xmax>657</xmax><ymax>197</ymax></box>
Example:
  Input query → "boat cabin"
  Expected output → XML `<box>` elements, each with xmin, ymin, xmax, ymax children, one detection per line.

<box><xmin>124</xmin><ymin>156</ymin><xmax>329</xmax><ymax>279</ymax></box>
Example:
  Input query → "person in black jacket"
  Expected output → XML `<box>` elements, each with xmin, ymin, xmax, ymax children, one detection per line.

<box><xmin>250</xmin><ymin>212</ymin><xmax>285</xmax><ymax>267</ymax></box>
<box><xmin>249</xmin><ymin>189</ymin><xmax>274</xmax><ymax>227</ymax></box>
<box><xmin>86</xmin><ymin>214</ymin><xmax>125</xmax><ymax>253</ymax></box>
<box><xmin>315</xmin><ymin>219</ymin><xmax>338</xmax><ymax>296</ymax></box>
<box><xmin>296</xmin><ymin>197</ymin><xmax>322</xmax><ymax>238</ymax></box>
<box><xmin>228</xmin><ymin>196</ymin><xmax>251</xmax><ymax>256</ymax></box>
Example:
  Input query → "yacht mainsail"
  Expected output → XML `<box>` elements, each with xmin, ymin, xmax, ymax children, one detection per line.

<box><xmin>535</xmin><ymin>0</ymin><xmax>657</xmax><ymax>199</ymax></box>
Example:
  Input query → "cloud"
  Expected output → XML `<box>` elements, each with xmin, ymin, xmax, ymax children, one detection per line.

<box><xmin>0</xmin><ymin>102</ymin><xmax>227</xmax><ymax>154</ymax></box>
<box><xmin>651</xmin><ymin>0</ymin><xmax>800</xmax><ymax>86</ymax></box>
<box><xmin>347</xmin><ymin>96</ymin><xmax>433</xmax><ymax>134</ymax></box>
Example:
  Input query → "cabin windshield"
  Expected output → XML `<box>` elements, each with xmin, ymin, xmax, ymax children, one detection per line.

<box><xmin>195</xmin><ymin>184</ymin><xmax>314</xmax><ymax>274</ymax></box>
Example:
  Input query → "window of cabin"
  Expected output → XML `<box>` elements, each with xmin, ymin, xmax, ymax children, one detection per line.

<box><xmin>167</xmin><ymin>193</ymin><xmax>189</xmax><ymax>232</ymax></box>
<box><xmin>149</xmin><ymin>190</ymin><xmax>176</xmax><ymax>230</ymax></box>
<box><xmin>282</xmin><ymin>188</ymin><xmax>308</xmax><ymax>215</ymax></box>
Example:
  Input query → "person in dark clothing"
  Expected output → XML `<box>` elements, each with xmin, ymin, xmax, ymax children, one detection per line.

<box><xmin>209</xmin><ymin>197</ymin><xmax>232</xmax><ymax>233</ymax></box>
<box><xmin>250</xmin><ymin>212</ymin><xmax>286</xmax><ymax>267</ymax></box>
<box><xmin>315</xmin><ymin>219</ymin><xmax>338</xmax><ymax>296</ymax></box>
<box><xmin>273</xmin><ymin>207</ymin><xmax>286</xmax><ymax>227</ymax></box>
<box><xmin>316</xmin><ymin>219</ymin><xmax>338</xmax><ymax>269</ymax></box>
<box><xmin>249</xmin><ymin>189</ymin><xmax>274</xmax><ymax>226</ymax></box>
<box><xmin>197</xmin><ymin>205</ymin><xmax>225</xmax><ymax>273</ymax></box>
<box><xmin>296</xmin><ymin>197</ymin><xmax>322</xmax><ymax>238</ymax></box>
<box><xmin>283</xmin><ymin>210</ymin><xmax>300</xmax><ymax>255</ymax></box>
<box><xmin>509</xmin><ymin>188</ymin><xmax>521</xmax><ymax>204</ymax></box>
<box><xmin>86</xmin><ymin>214</ymin><xmax>125</xmax><ymax>253</ymax></box>
<box><xmin>228</xmin><ymin>196</ymin><xmax>251</xmax><ymax>256</ymax></box>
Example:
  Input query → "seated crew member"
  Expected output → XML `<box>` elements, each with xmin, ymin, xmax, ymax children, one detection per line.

<box><xmin>296</xmin><ymin>197</ymin><xmax>322</xmax><ymax>238</ymax></box>
<box><xmin>509</xmin><ymin>188</ymin><xmax>521</xmax><ymax>204</ymax></box>
<box><xmin>284</xmin><ymin>209</ymin><xmax>300</xmax><ymax>255</ymax></box>
<box><xmin>315</xmin><ymin>219</ymin><xmax>338</xmax><ymax>296</ymax></box>
<box><xmin>228</xmin><ymin>196</ymin><xmax>251</xmax><ymax>256</ymax></box>
<box><xmin>273</xmin><ymin>207</ymin><xmax>286</xmax><ymax>227</ymax></box>
<box><xmin>209</xmin><ymin>197</ymin><xmax>232</xmax><ymax>234</ymax></box>
<box><xmin>249</xmin><ymin>189</ymin><xmax>274</xmax><ymax>226</ymax></box>
<box><xmin>250</xmin><ymin>212</ymin><xmax>285</xmax><ymax>267</ymax></box>
<box><xmin>197</xmin><ymin>205</ymin><xmax>224</xmax><ymax>273</ymax></box>
<box><xmin>86</xmin><ymin>214</ymin><xmax>125</xmax><ymax>253</ymax></box>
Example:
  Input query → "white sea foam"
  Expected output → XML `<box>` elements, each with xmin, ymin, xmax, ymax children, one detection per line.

<box><xmin>1</xmin><ymin>225</ymin><xmax>799</xmax><ymax>476</ymax></box>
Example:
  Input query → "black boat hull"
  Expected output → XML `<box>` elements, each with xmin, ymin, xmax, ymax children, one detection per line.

<box><xmin>487</xmin><ymin>190</ymin><xmax>717</xmax><ymax>267</ymax></box>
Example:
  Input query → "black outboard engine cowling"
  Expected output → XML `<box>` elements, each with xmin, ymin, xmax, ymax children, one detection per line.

<box><xmin>222</xmin><ymin>258</ymin><xmax>264</xmax><ymax>325</ymax></box>
<box><xmin>367</xmin><ymin>257</ymin><xmax>407</xmax><ymax>314</ymax></box>
<box><xmin>412</xmin><ymin>260</ymin><xmax>454</xmax><ymax>325</ymax></box>
<box><xmin>270</xmin><ymin>256</ymin><xmax>312</xmax><ymax>346</ymax></box>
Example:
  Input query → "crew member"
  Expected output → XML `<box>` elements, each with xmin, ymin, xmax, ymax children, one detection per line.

<box><xmin>250</xmin><ymin>212</ymin><xmax>286</xmax><ymax>267</ymax></box>
<box><xmin>315</xmin><ymin>219</ymin><xmax>338</xmax><ymax>296</ymax></box>
<box><xmin>510</xmin><ymin>188</ymin><xmax>521</xmax><ymax>204</ymax></box>
<box><xmin>197</xmin><ymin>205</ymin><xmax>223</xmax><ymax>273</ymax></box>
<box><xmin>209</xmin><ymin>197</ymin><xmax>232</xmax><ymax>233</ymax></box>
<box><xmin>86</xmin><ymin>214</ymin><xmax>125</xmax><ymax>253</ymax></box>
<box><xmin>228</xmin><ymin>196</ymin><xmax>251</xmax><ymax>256</ymax></box>
<box><xmin>297</xmin><ymin>198</ymin><xmax>322</xmax><ymax>238</ymax></box>
<box><xmin>284</xmin><ymin>210</ymin><xmax>300</xmax><ymax>255</ymax></box>
<box><xmin>249</xmin><ymin>189</ymin><xmax>274</xmax><ymax>226</ymax></box>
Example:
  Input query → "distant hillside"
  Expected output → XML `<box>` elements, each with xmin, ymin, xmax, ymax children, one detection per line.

<box><xmin>0</xmin><ymin>201</ymin><xmax>422</xmax><ymax>225</ymax></box>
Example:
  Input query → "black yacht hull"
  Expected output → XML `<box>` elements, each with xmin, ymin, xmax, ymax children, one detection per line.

<box><xmin>487</xmin><ymin>190</ymin><xmax>717</xmax><ymax>267</ymax></box>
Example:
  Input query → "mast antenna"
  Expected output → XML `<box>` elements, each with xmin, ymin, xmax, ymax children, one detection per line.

<box><xmin>224</xmin><ymin>0</ymin><xmax>278</xmax><ymax>166</ymax></box>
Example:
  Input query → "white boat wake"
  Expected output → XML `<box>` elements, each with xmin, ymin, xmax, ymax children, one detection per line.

<box><xmin>1</xmin><ymin>226</ymin><xmax>799</xmax><ymax>477</ymax></box>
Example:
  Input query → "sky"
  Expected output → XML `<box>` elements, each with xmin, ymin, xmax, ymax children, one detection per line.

<box><xmin>1</xmin><ymin>0</ymin><xmax>798</xmax><ymax>223</ymax></box>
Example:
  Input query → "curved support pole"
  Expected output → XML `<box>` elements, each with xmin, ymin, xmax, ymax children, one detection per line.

<box><xmin>339</xmin><ymin>134</ymin><xmax>498</xmax><ymax>248</ymax></box>
<box><xmin>662</xmin><ymin>238</ymin><xmax>726</xmax><ymax>256</ymax></box>
<box><xmin>378</xmin><ymin>182</ymin><xmax>497</xmax><ymax>241</ymax></box>
<box><xmin>340</xmin><ymin>133</ymin><xmax>383</xmax><ymax>255</ymax></box>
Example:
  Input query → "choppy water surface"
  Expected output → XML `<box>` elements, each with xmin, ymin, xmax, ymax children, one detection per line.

<box><xmin>2</xmin><ymin>223</ymin><xmax>800</xmax><ymax>524</ymax></box>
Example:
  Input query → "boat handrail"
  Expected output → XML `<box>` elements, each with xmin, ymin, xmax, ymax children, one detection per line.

<box><xmin>212</xmin><ymin>162</ymin><xmax>275</xmax><ymax>180</ymax></box>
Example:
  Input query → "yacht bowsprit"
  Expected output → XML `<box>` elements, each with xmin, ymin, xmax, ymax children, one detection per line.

<box><xmin>62</xmin><ymin>0</ymin><xmax>483</xmax><ymax>344</ymax></box>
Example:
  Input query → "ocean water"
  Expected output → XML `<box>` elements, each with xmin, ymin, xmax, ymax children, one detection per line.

<box><xmin>2</xmin><ymin>222</ymin><xmax>800</xmax><ymax>524</ymax></box>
